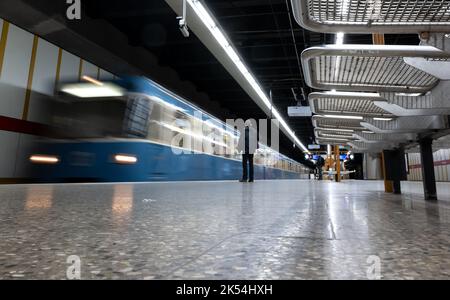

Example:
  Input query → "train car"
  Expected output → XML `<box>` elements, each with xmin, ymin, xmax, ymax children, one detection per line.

<box><xmin>28</xmin><ymin>76</ymin><xmax>310</xmax><ymax>182</ymax></box>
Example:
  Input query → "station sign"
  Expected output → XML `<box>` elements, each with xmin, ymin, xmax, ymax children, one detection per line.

<box><xmin>287</xmin><ymin>106</ymin><xmax>312</xmax><ymax>117</ymax></box>
<box><xmin>308</xmin><ymin>144</ymin><xmax>321</xmax><ymax>150</ymax></box>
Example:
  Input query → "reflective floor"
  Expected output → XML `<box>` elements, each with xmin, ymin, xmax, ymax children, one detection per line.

<box><xmin>1</xmin><ymin>180</ymin><xmax>450</xmax><ymax>279</ymax></box>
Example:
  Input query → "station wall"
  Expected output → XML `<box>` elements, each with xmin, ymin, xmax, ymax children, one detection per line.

<box><xmin>407</xmin><ymin>149</ymin><xmax>450</xmax><ymax>182</ymax></box>
<box><xmin>0</xmin><ymin>18</ymin><xmax>116</xmax><ymax>181</ymax></box>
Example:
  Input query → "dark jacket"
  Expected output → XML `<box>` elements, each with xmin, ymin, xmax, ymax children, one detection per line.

<box><xmin>237</xmin><ymin>126</ymin><xmax>258</xmax><ymax>154</ymax></box>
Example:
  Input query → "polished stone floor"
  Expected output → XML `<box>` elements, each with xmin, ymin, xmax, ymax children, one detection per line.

<box><xmin>1</xmin><ymin>179</ymin><xmax>450</xmax><ymax>280</ymax></box>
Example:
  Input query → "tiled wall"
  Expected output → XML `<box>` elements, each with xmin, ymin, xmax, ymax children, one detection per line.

<box><xmin>0</xmin><ymin>19</ymin><xmax>116</xmax><ymax>179</ymax></box>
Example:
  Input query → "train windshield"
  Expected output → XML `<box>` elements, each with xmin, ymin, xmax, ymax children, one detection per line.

<box><xmin>51</xmin><ymin>98</ymin><xmax>127</xmax><ymax>138</ymax></box>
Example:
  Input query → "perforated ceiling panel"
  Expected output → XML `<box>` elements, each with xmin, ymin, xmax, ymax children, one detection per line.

<box><xmin>312</xmin><ymin>116</ymin><xmax>365</xmax><ymax>130</ymax></box>
<box><xmin>309</xmin><ymin>92</ymin><xmax>392</xmax><ymax>116</ymax></box>
<box><xmin>292</xmin><ymin>0</ymin><xmax>450</xmax><ymax>33</ymax></box>
<box><xmin>302</xmin><ymin>45</ymin><xmax>448</xmax><ymax>92</ymax></box>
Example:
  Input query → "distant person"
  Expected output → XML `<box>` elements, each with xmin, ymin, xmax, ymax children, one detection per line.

<box><xmin>238</xmin><ymin>121</ymin><xmax>258</xmax><ymax>182</ymax></box>
<box><xmin>316</xmin><ymin>154</ymin><xmax>325</xmax><ymax>180</ymax></box>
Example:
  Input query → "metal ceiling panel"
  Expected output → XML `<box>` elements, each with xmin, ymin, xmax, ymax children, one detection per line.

<box><xmin>291</xmin><ymin>0</ymin><xmax>450</xmax><ymax>33</ymax></box>
<box><xmin>302</xmin><ymin>45</ymin><xmax>449</xmax><ymax>92</ymax></box>
<box><xmin>316</xmin><ymin>137</ymin><xmax>353</xmax><ymax>145</ymax></box>
<box><xmin>315</xmin><ymin>128</ymin><xmax>356</xmax><ymax>140</ymax></box>
<box><xmin>348</xmin><ymin>141</ymin><xmax>394</xmax><ymax>152</ymax></box>
<box><xmin>309</xmin><ymin>91</ymin><xmax>393</xmax><ymax>117</ymax></box>
<box><xmin>354</xmin><ymin>131</ymin><xmax>416</xmax><ymax>143</ymax></box>
<box><xmin>312</xmin><ymin>115</ymin><xmax>366</xmax><ymax>130</ymax></box>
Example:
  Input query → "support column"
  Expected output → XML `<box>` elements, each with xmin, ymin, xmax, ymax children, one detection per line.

<box><xmin>381</xmin><ymin>151</ymin><xmax>393</xmax><ymax>193</ymax></box>
<box><xmin>335</xmin><ymin>145</ymin><xmax>341</xmax><ymax>182</ymax></box>
<box><xmin>393</xmin><ymin>179</ymin><xmax>401</xmax><ymax>194</ymax></box>
<box><xmin>419</xmin><ymin>138</ymin><xmax>437</xmax><ymax>201</ymax></box>
<box><xmin>373</xmin><ymin>34</ymin><xmax>392</xmax><ymax>192</ymax></box>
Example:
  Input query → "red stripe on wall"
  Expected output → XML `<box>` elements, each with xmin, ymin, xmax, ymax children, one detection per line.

<box><xmin>0</xmin><ymin>115</ymin><xmax>47</xmax><ymax>136</ymax></box>
<box><xmin>410</xmin><ymin>160</ymin><xmax>450</xmax><ymax>169</ymax></box>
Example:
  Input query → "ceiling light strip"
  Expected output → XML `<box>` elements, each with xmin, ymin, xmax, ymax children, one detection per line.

<box><xmin>187</xmin><ymin>0</ymin><xmax>309</xmax><ymax>153</ymax></box>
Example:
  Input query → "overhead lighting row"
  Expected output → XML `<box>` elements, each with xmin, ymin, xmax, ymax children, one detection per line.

<box><xmin>321</xmin><ymin>115</ymin><xmax>392</xmax><ymax>121</ymax></box>
<box><xmin>187</xmin><ymin>0</ymin><xmax>309</xmax><ymax>153</ymax></box>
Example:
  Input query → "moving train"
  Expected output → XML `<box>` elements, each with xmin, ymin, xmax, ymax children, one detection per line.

<box><xmin>29</xmin><ymin>76</ymin><xmax>310</xmax><ymax>182</ymax></box>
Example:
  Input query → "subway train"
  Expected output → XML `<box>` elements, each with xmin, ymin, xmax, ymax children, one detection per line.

<box><xmin>28</xmin><ymin>76</ymin><xmax>310</xmax><ymax>182</ymax></box>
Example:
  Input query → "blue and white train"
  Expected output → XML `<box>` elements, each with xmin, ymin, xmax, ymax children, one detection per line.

<box><xmin>28</xmin><ymin>76</ymin><xmax>310</xmax><ymax>182</ymax></box>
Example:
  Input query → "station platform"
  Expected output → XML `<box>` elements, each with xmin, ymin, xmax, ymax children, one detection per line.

<box><xmin>1</xmin><ymin>179</ymin><xmax>450</xmax><ymax>280</ymax></box>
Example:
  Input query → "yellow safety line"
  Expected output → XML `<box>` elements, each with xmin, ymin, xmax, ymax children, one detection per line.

<box><xmin>78</xmin><ymin>58</ymin><xmax>83</xmax><ymax>81</ymax></box>
<box><xmin>0</xmin><ymin>21</ymin><xmax>10</xmax><ymax>78</ymax></box>
<box><xmin>22</xmin><ymin>35</ymin><xmax>39</xmax><ymax>121</ymax></box>
<box><xmin>54</xmin><ymin>48</ymin><xmax>63</xmax><ymax>93</ymax></box>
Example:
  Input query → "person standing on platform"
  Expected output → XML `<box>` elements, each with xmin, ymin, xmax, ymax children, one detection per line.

<box><xmin>238</xmin><ymin>120</ymin><xmax>258</xmax><ymax>183</ymax></box>
<box><xmin>316</xmin><ymin>154</ymin><xmax>325</xmax><ymax>180</ymax></box>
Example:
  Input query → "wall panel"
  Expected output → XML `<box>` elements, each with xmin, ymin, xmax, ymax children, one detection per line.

<box><xmin>59</xmin><ymin>50</ymin><xmax>80</xmax><ymax>83</ymax></box>
<box><xmin>82</xmin><ymin>61</ymin><xmax>98</xmax><ymax>79</ymax></box>
<box><xmin>0</xmin><ymin>131</ymin><xmax>19</xmax><ymax>178</ymax></box>
<box><xmin>14</xmin><ymin>134</ymin><xmax>36</xmax><ymax>178</ymax></box>
<box><xmin>99</xmin><ymin>69</ymin><xmax>114</xmax><ymax>81</ymax></box>
<box><xmin>28</xmin><ymin>38</ymin><xmax>59</xmax><ymax>123</ymax></box>
<box><xmin>0</xmin><ymin>24</ymin><xmax>33</xmax><ymax>119</ymax></box>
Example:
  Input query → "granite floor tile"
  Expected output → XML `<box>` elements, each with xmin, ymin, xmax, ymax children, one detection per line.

<box><xmin>0</xmin><ymin>180</ymin><xmax>450</xmax><ymax>279</ymax></box>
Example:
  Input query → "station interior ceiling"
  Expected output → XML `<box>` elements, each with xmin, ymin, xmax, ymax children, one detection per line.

<box><xmin>0</xmin><ymin>0</ymin><xmax>424</xmax><ymax>163</ymax></box>
<box><xmin>82</xmin><ymin>0</ymin><xmax>421</xmax><ymax>156</ymax></box>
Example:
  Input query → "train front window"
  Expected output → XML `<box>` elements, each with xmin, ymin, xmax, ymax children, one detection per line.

<box><xmin>51</xmin><ymin>98</ymin><xmax>127</xmax><ymax>139</ymax></box>
<box><xmin>123</xmin><ymin>94</ymin><xmax>153</xmax><ymax>138</ymax></box>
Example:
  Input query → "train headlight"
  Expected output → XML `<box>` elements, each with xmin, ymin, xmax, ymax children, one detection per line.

<box><xmin>29</xmin><ymin>155</ymin><xmax>60</xmax><ymax>164</ymax></box>
<box><xmin>114</xmin><ymin>154</ymin><xmax>138</xmax><ymax>164</ymax></box>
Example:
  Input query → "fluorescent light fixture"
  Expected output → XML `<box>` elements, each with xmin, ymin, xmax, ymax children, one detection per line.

<box><xmin>321</xmin><ymin>133</ymin><xmax>354</xmax><ymax>138</ymax></box>
<box><xmin>334</xmin><ymin>33</ymin><xmax>345</xmax><ymax>78</ymax></box>
<box><xmin>61</xmin><ymin>83</ymin><xmax>125</xmax><ymax>98</ymax></box>
<box><xmin>362</xmin><ymin>131</ymin><xmax>375</xmax><ymax>134</ymax></box>
<box><xmin>323</xmin><ymin>115</ymin><xmax>364</xmax><ymax>120</ymax></box>
<box><xmin>114</xmin><ymin>154</ymin><xmax>138</xmax><ymax>164</ymax></box>
<box><xmin>186</xmin><ymin>0</ymin><xmax>309</xmax><ymax>153</ymax></box>
<box><xmin>318</xmin><ymin>128</ymin><xmax>354</xmax><ymax>133</ymax></box>
<box><xmin>373</xmin><ymin>117</ymin><xmax>393</xmax><ymax>121</ymax></box>
<box><xmin>335</xmin><ymin>32</ymin><xmax>345</xmax><ymax>45</ymax></box>
<box><xmin>29</xmin><ymin>155</ymin><xmax>59</xmax><ymax>164</ymax></box>
<box><xmin>318</xmin><ymin>137</ymin><xmax>350</xmax><ymax>142</ymax></box>
<box><xmin>324</xmin><ymin>91</ymin><xmax>381</xmax><ymax>97</ymax></box>
<box><xmin>82</xmin><ymin>75</ymin><xmax>104</xmax><ymax>86</ymax></box>
<box><xmin>395</xmin><ymin>93</ymin><xmax>422</xmax><ymax>97</ymax></box>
